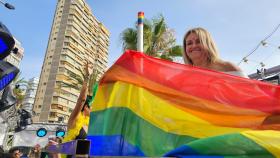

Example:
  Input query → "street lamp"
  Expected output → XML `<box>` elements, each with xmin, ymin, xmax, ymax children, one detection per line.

<box><xmin>0</xmin><ymin>0</ymin><xmax>15</xmax><ymax>10</ymax></box>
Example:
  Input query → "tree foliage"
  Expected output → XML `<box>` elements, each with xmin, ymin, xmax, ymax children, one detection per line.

<box><xmin>120</xmin><ymin>15</ymin><xmax>182</xmax><ymax>61</ymax></box>
<box><xmin>11</xmin><ymin>73</ymin><xmax>29</xmax><ymax>108</ymax></box>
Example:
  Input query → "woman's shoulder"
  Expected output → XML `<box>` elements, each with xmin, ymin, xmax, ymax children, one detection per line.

<box><xmin>214</xmin><ymin>60</ymin><xmax>248</xmax><ymax>78</ymax></box>
<box><xmin>216</xmin><ymin>60</ymin><xmax>241</xmax><ymax>72</ymax></box>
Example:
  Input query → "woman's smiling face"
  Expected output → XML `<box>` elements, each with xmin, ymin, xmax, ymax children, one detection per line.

<box><xmin>185</xmin><ymin>32</ymin><xmax>209</xmax><ymax>63</ymax></box>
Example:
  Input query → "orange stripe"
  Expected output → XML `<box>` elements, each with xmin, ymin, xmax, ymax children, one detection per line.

<box><xmin>155</xmin><ymin>92</ymin><xmax>266</xmax><ymax>128</ymax></box>
<box><xmin>101</xmin><ymin>65</ymin><xmax>268</xmax><ymax>128</ymax></box>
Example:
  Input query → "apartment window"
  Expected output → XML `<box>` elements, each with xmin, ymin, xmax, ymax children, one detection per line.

<box><xmin>64</xmin><ymin>42</ymin><xmax>70</xmax><ymax>46</ymax></box>
<box><xmin>59</xmin><ymin>67</ymin><xmax>65</xmax><ymax>72</ymax></box>
<box><xmin>50</xmin><ymin>112</ymin><xmax>56</xmax><ymax>117</ymax></box>
<box><xmin>53</xmin><ymin>96</ymin><xmax>58</xmax><ymax>101</ymax></box>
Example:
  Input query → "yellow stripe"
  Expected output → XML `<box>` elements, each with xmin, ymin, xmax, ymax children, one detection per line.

<box><xmin>104</xmin><ymin>65</ymin><xmax>266</xmax><ymax>116</ymax></box>
<box><xmin>92</xmin><ymin>81</ymin><xmax>249</xmax><ymax>138</ymax></box>
<box><xmin>242</xmin><ymin>130</ymin><xmax>280</xmax><ymax>157</ymax></box>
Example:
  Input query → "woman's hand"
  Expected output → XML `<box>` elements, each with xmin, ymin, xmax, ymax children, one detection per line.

<box><xmin>83</xmin><ymin>60</ymin><xmax>93</xmax><ymax>81</ymax></box>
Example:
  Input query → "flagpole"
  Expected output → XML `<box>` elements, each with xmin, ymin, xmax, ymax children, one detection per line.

<box><xmin>137</xmin><ymin>12</ymin><xmax>144</xmax><ymax>52</ymax></box>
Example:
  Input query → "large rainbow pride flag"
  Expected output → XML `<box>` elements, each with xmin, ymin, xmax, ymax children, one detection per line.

<box><xmin>88</xmin><ymin>50</ymin><xmax>280</xmax><ymax>157</ymax></box>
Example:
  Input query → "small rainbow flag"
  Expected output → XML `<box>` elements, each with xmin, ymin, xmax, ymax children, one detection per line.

<box><xmin>88</xmin><ymin>50</ymin><xmax>280</xmax><ymax>157</ymax></box>
<box><xmin>138</xmin><ymin>12</ymin><xmax>144</xmax><ymax>25</ymax></box>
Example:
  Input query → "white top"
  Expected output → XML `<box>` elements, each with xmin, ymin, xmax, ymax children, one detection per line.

<box><xmin>224</xmin><ymin>71</ymin><xmax>249</xmax><ymax>78</ymax></box>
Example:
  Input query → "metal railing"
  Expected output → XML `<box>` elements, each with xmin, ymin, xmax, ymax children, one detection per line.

<box><xmin>47</xmin><ymin>139</ymin><xmax>90</xmax><ymax>158</ymax></box>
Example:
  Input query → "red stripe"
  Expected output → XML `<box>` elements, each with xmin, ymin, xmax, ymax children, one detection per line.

<box><xmin>101</xmin><ymin>50</ymin><xmax>280</xmax><ymax>113</ymax></box>
<box><xmin>138</xmin><ymin>12</ymin><xmax>144</xmax><ymax>16</ymax></box>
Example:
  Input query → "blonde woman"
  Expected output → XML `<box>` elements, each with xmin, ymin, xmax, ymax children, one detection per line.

<box><xmin>183</xmin><ymin>27</ymin><xmax>247</xmax><ymax>78</ymax></box>
<box><xmin>183</xmin><ymin>28</ymin><xmax>280</xmax><ymax>130</ymax></box>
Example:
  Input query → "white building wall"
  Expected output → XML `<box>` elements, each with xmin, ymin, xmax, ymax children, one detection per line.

<box><xmin>22</xmin><ymin>77</ymin><xmax>39</xmax><ymax>113</ymax></box>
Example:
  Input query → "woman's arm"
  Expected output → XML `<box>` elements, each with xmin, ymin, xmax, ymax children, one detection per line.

<box><xmin>67</xmin><ymin>78</ymin><xmax>88</xmax><ymax>129</ymax></box>
<box><xmin>67</xmin><ymin>62</ymin><xmax>92</xmax><ymax>129</ymax></box>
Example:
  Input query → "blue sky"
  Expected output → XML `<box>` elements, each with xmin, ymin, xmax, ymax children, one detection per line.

<box><xmin>1</xmin><ymin>0</ymin><xmax>280</xmax><ymax>80</ymax></box>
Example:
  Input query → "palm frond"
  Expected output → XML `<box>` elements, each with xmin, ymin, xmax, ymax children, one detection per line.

<box><xmin>168</xmin><ymin>45</ymin><xmax>183</xmax><ymax>57</ymax></box>
<box><xmin>120</xmin><ymin>14</ymin><xmax>182</xmax><ymax>60</ymax></box>
<box><xmin>160</xmin><ymin>54</ymin><xmax>173</xmax><ymax>61</ymax></box>
<box><xmin>120</xmin><ymin>28</ymin><xmax>138</xmax><ymax>51</ymax></box>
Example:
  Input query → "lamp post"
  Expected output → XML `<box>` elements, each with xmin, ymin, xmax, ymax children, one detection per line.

<box><xmin>137</xmin><ymin>12</ymin><xmax>144</xmax><ymax>52</ymax></box>
<box><xmin>0</xmin><ymin>0</ymin><xmax>15</xmax><ymax>10</ymax></box>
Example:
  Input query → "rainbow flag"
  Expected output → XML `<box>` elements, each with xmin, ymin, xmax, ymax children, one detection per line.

<box><xmin>88</xmin><ymin>50</ymin><xmax>280</xmax><ymax>157</ymax></box>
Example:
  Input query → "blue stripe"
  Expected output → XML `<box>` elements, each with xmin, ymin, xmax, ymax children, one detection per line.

<box><xmin>87</xmin><ymin>135</ymin><xmax>145</xmax><ymax>156</ymax></box>
<box><xmin>138</xmin><ymin>18</ymin><xmax>143</xmax><ymax>24</ymax></box>
<box><xmin>164</xmin><ymin>145</ymin><xmax>223</xmax><ymax>158</ymax></box>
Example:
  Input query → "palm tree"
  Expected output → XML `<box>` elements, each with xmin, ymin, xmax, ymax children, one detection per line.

<box><xmin>11</xmin><ymin>73</ymin><xmax>29</xmax><ymax>108</ymax></box>
<box><xmin>120</xmin><ymin>15</ymin><xmax>182</xmax><ymax>61</ymax></box>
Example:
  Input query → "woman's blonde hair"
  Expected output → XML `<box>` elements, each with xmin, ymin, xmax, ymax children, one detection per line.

<box><xmin>182</xmin><ymin>27</ymin><xmax>220</xmax><ymax>65</ymax></box>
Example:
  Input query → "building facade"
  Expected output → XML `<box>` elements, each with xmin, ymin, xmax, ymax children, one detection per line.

<box><xmin>32</xmin><ymin>0</ymin><xmax>109</xmax><ymax>123</ymax></box>
<box><xmin>22</xmin><ymin>77</ymin><xmax>39</xmax><ymax>113</ymax></box>
<box><xmin>4</xmin><ymin>37</ymin><xmax>24</xmax><ymax>68</ymax></box>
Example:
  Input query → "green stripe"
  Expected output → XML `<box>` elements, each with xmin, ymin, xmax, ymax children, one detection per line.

<box><xmin>188</xmin><ymin>133</ymin><xmax>274</xmax><ymax>158</ymax></box>
<box><xmin>89</xmin><ymin>107</ymin><xmax>197</xmax><ymax>156</ymax></box>
<box><xmin>89</xmin><ymin>107</ymin><xmax>274</xmax><ymax>157</ymax></box>
<box><xmin>89</xmin><ymin>83</ymin><xmax>98</xmax><ymax>106</ymax></box>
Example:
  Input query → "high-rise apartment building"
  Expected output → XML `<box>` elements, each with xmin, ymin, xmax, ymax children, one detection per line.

<box><xmin>32</xmin><ymin>0</ymin><xmax>109</xmax><ymax>123</ymax></box>
<box><xmin>22</xmin><ymin>77</ymin><xmax>39</xmax><ymax>113</ymax></box>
